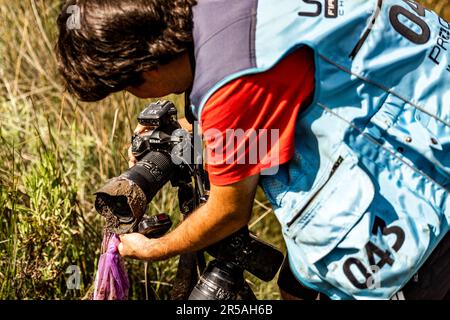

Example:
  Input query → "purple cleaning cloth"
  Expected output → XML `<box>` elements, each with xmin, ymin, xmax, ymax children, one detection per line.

<box><xmin>93</xmin><ymin>231</ymin><xmax>130</xmax><ymax>300</ymax></box>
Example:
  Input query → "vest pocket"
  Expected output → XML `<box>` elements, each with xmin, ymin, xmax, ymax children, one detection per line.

<box><xmin>285</xmin><ymin>140</ymin><xmax>447</xmax><ymax>298</ymax></box>
<box><xmin>286</xmin><ymin>152</ymin><xmax>375</xmax><ymax>264</ymax></box>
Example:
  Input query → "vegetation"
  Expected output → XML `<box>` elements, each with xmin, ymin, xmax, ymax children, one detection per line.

<box><xmin>0</xmin><ymin>0</ymin><xmax>448</xmax><ymax>300</ymax></box>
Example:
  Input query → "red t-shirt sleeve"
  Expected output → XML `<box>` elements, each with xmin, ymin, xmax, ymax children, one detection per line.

<box><xmin>200</xmin><ymin>47</ymin><xmax>315</xmax><ymax>186</ymax></box>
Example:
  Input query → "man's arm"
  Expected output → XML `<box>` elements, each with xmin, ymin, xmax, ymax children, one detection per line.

<box><xmin>118</xmin><ymin>173</ymin><xmax>260</xmax><ymax>261</ymax></box>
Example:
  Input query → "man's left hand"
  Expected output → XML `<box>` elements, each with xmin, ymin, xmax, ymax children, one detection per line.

<box><xmin>118</xmin><ymin>233</ymin><xmax>154</xmax><ymax>260</ymax></box>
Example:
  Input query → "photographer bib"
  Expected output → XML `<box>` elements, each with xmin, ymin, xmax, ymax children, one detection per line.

<box><xmin>189</xmin><ymin>0</ymin><xmax>450</xmax><ymax>299</ymax></box>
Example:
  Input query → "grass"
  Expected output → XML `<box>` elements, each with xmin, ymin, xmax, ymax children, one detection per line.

<box><xmin>0</xmin><ymin>0</ymin><xmax>448</xmax><ymax>300</ymax></box>
<box><xmin>0</xmin><ymin>0</ymin><xmax>284</xmax><ymax>300</ymax></box>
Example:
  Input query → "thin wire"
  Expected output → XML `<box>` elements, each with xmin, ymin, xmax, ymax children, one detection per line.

<box><xmin>144</xmin><ymin>262</ymin><xmax>149</xmax><ymax>300</ymax></box>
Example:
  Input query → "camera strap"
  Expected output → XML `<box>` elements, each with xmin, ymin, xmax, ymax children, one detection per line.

<box><xmin>184</xmin><ymin>44</ymin><xmax>196</xmax><ymax>125</ymax></box>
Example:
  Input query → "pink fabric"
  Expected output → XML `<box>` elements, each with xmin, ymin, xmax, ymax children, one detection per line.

<box><xmin>93</xmin><ymin>231</ymin><xmax>129</xmax><ymax>300</ymax></box>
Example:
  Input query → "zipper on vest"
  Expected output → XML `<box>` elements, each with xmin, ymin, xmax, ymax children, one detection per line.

<box><xmin>286</xmin><ymin>156</ymin><xmax>344</xmax><ymax>228</ymax></box>
<box><xmin>349</xmin><ymin>0</ymin><xmax>384</xmax><ymax>60</ymax></box>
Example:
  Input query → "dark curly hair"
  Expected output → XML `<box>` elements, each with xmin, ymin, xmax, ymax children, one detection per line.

<box><xmin>56</xmin><ymin>0</ymin><xmax>196</xmax><ymax>101</ymax></box>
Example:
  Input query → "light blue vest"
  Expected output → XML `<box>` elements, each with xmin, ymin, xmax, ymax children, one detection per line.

<box><xmin>190</xmin><ymin>0</ymin><xmax>450</xmax><ymax>299</ymax></box>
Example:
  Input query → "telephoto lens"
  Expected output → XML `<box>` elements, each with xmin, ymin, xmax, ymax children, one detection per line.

<box><xmin>95</xmin><ymin>151</ymin><xmax>175</xmax><ymax>234</ymax></box>
<box><xmin>188</xmin><ymin>260</ymin><xmax>245</xmax><ymax>300</ymax></box>
<box><xmin>122</xmin><ymin>151</ymin><xmax>175</xmax><ymax>202</ymax></box>
<box><xmin>94</xmin><ymin>100</ymin><xmax>190</xmax><ymax>235</ymax></box>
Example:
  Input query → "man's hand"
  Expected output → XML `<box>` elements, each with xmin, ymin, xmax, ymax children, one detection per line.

<box><xmin>118</xmin><ymin>174</ymin><xmax>260</xmax><ymax>261</ymax></box>
<box><xmin>118</xmin><ymin>233</ymin><xmax>153</xmax><ymax>260</ymax></box>
<box><xmin>128</xmin><ymin>124</ymin><xmax>151</xmax><ymax>168</ymax></box>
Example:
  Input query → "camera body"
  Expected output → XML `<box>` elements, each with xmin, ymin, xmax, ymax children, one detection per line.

<box><xmin>131</xmin><ymin>100</ymin><xmax>180</xmax><ymax>159</ymax></box>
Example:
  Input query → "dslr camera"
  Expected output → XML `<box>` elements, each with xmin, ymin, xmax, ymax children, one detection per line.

<box><xmin>94</xmin><ymin>100</ymin><xmax>193</xmax><ymax>235</ymax></box>
<box><xmin>94</xmin><ymin>100</ymin><xmax>283</xmax><ymax>300</ymax></box>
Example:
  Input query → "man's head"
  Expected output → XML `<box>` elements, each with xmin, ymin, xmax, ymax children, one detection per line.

<box><xmin>56</xmin><ymin>0</ymin><xmax>196</xmax><ymax>101</ymax></box>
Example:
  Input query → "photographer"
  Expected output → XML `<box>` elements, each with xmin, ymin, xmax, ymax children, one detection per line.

<box><xmin>56</xmin><ymin>0</ymin><xmax>449</xmax><ymax>300</ymax></box>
